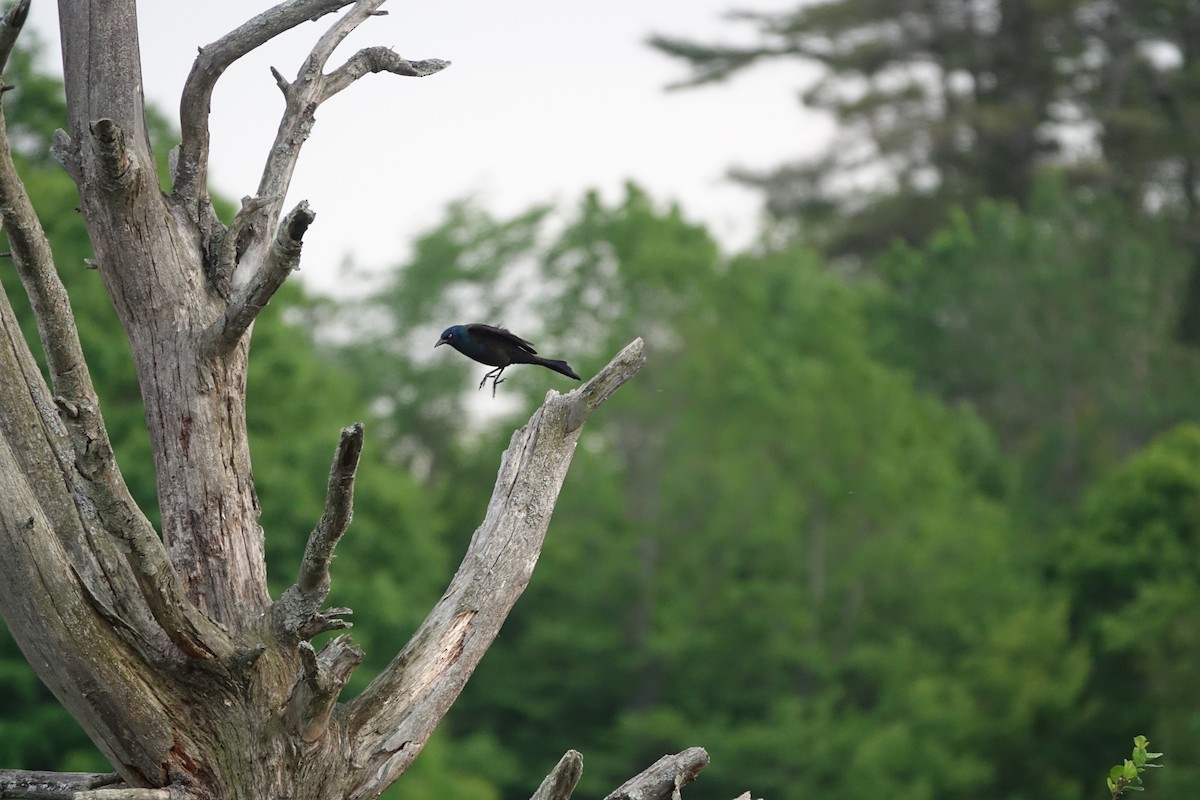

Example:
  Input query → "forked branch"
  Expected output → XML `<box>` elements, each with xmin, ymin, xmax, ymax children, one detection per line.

<box><xmin>342</xmin><ymin>339</ymin><xmax>646</xmax><ymax>800</ymax></box>
<box><xmin>274</xmin><ymin>422</ymin><xmax>363</xmax><ymax>638</ymax></box>
<box><xmin>287</xmin><ymin>636</ymin><xmax>363</xmax><ymax>742</ymax></box>
<box><xmin>174</xmin><ymin>0</ymin><xmax>356</xmax><ymax>206</ymax></box>
<box><xmin>203</xmin><ymin>200</ymin><xmax>315</xmax><ymax>357</ymax></box>
<box><xmin>230</xmin><ymin>0</ymin><xmax>447</xmax><ymax>292</ymax></box>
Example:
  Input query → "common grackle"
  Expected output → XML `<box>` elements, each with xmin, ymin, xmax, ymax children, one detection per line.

<box><xmin>435</xmin><ymin>323</ymin><xmax>581</xmax><ymax>396</ymax></box>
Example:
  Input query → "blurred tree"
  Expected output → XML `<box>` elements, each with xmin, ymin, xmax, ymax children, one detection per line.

<box><xmin>1057</xmin><ymin>424</ymin><xmax>1200</xmax><ymax>798</ymax></box>
<box><xmin>650</xmin><ymin>1</ymin><xmax>1200</xmax><ymax>265</ymax></box>
<box><xmin>868</xmin><ymin>177</ymin><xmax>1200</xmax><ymax>510</ymax></box>
<box><xmin>650</xmin><ymin>0</ymin><xmax>1078</xmax><ymax>256</ymax></box>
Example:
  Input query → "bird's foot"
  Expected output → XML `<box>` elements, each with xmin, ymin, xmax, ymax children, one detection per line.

<box><xmin>479</xmin><ymin>367</ymin><xmax>506</xmax><ymax>396</ymax></box>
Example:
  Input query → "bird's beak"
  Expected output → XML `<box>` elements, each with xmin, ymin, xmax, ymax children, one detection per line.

<box><xmin>434</xmin><ymin>339</ymin><xmax>446</xmax><ymax>348</ymax></box>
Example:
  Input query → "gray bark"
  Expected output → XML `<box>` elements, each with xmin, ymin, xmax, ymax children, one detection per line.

<box><xmin>0</xmin><ymin>2</ymin><xmax>720</xmax><ymax>799</ymax></box>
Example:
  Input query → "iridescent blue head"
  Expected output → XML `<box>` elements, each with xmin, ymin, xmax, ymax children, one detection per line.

<box><xmin>435</xmin><ymin>325</ymin><xmax>466</xmax><ymax>348</ymax></box>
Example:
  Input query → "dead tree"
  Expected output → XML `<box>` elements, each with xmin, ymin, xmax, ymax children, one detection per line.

<box><xmin>0</xmin><ymin>1</ymin><xmax>709</xmax><ymax>798</ymax></box>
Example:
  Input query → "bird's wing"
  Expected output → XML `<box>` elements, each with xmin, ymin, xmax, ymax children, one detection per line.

<box><xmin>467</xmin><ymin>323</ymin><xmax>538</xmax><ymax>355</ymax></box>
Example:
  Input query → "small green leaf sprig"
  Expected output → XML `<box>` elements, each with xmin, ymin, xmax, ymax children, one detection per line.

<box><xmin>1107</xmin><ymin>736</ymin><xmax>1163</xmax><ymax>798</ymax></box>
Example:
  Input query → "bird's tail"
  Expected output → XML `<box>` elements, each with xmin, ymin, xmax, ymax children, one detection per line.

<box><xmin>535</xmin><ymin>357</ymin><xmax>581</xmax><ymax>381</ymax></box>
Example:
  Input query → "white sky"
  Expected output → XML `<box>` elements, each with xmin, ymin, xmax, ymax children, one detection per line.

<box><xmin>26</xmin><ymin>0</ymin><xmax>828</xmax><ymax>292</ymax></box>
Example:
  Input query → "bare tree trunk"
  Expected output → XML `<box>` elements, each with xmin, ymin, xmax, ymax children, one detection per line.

<box><xmin>0</xmin><ymin>2</ymin><xmax>722</xmax><ymax>798</ymax></box>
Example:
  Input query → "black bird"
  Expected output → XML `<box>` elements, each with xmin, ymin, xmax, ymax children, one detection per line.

<box><xmin>435</xmin><ymin>323</ymin><xmax>581</xmax><ymax>396</ymax></box>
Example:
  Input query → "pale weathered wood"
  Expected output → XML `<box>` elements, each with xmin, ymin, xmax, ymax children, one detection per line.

<box><xmin>202</xmin><ymin>200</ymin><xmax>315</xmax><ymax>357</ymax></box>
<box><xmin>58</xmin><ymin>0</ymin><xmax>271</xmax><ymax>626</ymax></box>
<box><xmin>0</xmin><ymin>83</ymin><xmax>225</xmax><ymax>661</ymax></box>
<box><xmin>604</xmin><ymin>748</ymin><xmax>710</xmax><ymax>800</ymax></box>
<box><xmin>0</xmin><ymin>0</ymin><xmax>27</xmax><ymax>71</ymax></box>
<box><xmin>273</xmin><ymin>423</ymin><xmax>364</xmax><ymax>638</ymax></box>
<box><xmin>0</xmin><ymin>769</ymin><xmax>118</xmax><ymax>799</ymax></box>
<box><xmin>230</xmin><ymin>0</ymin><xmax>447</xmax><ymax>294</ymax></box>
<box><xmin>174</xmin><ymin>0</ymin><xmax>356</xmax><ymax>208</ymax></box>
<box><xmin>531</xmin><ymin>751</ymin><xmax>584</xmax><ymax>800</ymax></box>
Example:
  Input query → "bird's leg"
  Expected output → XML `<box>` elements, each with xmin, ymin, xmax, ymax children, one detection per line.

<box><xmin>478</xmin><ymin>366</ymin><xmax>506</xmax><ymax>396</ymax></box>
<box><xmin>478</xmin><ymin>366</ymin><xmax>501</xmax><ymax>391</ymax></box>
<box><xmin>491</xmin><ymin>367</ymin><xmax>507</xmax><ymax>397</ymax></box>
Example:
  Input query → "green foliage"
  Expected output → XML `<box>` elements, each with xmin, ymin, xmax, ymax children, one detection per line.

<box><xmin>1107</xmin><ymin>736</ymin><xmax>1163</xmax><ymax>799</ymax></box>
<box><xmin>1059</xmin><ymin>424</ymin><xmax>1200</xmax><ymax>798</ymax></box>
<box><xmin>869</xmin><ymin>176</ymin><xmax>1200</xmax><ymax>513</ymax></box>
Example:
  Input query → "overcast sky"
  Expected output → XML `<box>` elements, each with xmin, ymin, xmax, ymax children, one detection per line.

<box><xmin>26</xmin><ymin>0</ymin><xmax>826</xmax><ymax>292</ymax></box>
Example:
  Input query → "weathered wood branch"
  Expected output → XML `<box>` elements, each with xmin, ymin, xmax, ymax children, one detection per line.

<box><xmin>0</xmin><ymin>436</ymin><xmax>178</xmax><ymax>782</ymax></box>
<box><xmin>273</xmin><ymin>422</ymin><xmax>363</xmax><ymax>637</ymax></box>
<box><xmin>88</xmin><ymin>119</ymin><xmax>137</xmax><ymax>191</ymax></box>
<box><xmin>210</xmin><ymin>193</ymin><xmax>276</xmax><ymax>298</ymax></box>
<box><xmin>48</xmin><ymin>129</ymin><xmax>79</xmax><ymax>182</ymax></box>
<box><xmin>174</xmin><ymin>0</ymin><xmax>356</xmax><ymax>207</ymax></box>
<box><xmin>604</xmin><ymin>748</ymin><xmax>710</xmax><ymax>800</ymax></box>
<box><xmin>73</xmin><ymin>790</ymin><xmax>172</xmax><ymax>800</ymax></box>
<box><xmin>288</xmin><ymin>636</ymin><xmax>363</xmax><ymax>742</ymax></box>
<box><xmin>0</xmin><ymin>92</ymin><xmax>90</xmax><ymax>406</ymax></box>
<box><xmin>0</xmin><ymin>769</ymin><xmax>120</xmax><ymax>799</ymax></box>
<box><xmin>319</xmin><ymin>49</ymin><xmax>450</xmax><ymax>101</ymax></box>
<box><xmin>305</xmin><ymin>0</ymin><xmax>388</xmax><ymax>75</ymax></box>
<box><xmin>531</xmin><ymin>751</ymin><xmax>584</xmax><ymax>800</ymax></box>
<box><xmin>298</xmin><ymin>422</ymin><xmax>363</xmax><ymax>594</ymax></box>
<box><xmin>59</xmin><ymin>0</ymin><xmax>153</xmax><ymax>166</ymax></box>
<box><xmin>341</xmin><ymin>338</ymin><xmax>646</xmax><ymax>800</ymax></box>
<box><xmin>203</xmin><ymin>199</ymin><xmax>314</xmax><ymax>357</ymax></box>
<box><xmin>564</xmin><ymin>338</ymin><xmax>649</xmax><ymax>432</ymax></box>
<box><xmin>0</xmin><ymin>0</ymin><xmax>29</xmax><ymax>76</ymax></box>
<box><xmin>232</xmin><ymin>0</ymin><xmax>446</xmax><ymax>291</ymax></box>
